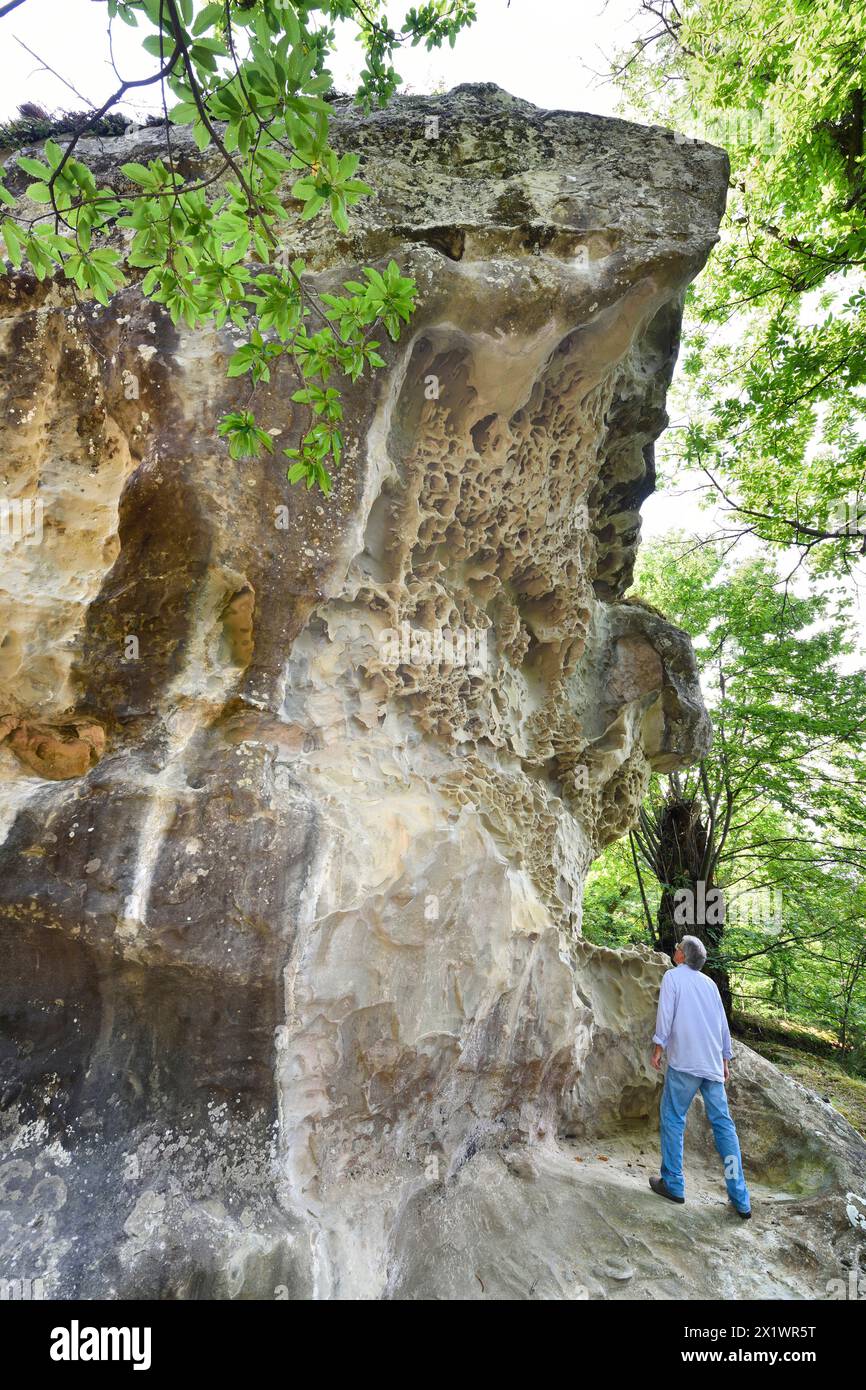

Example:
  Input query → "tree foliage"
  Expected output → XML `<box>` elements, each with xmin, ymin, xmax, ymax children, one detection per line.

<box><xmin>585</xmin><ymin>536</ymin><xmax>866</xmax><ymax>1061</ymax></box>
<box><xmin>0</xmin><ymin>0</ymin><xmax>477</xmax><ymax>492</ymax></box>
<box><xmin>616</xmin><ymin>0</ymin><xmax>866</xmax><ymax>578</ymax></box>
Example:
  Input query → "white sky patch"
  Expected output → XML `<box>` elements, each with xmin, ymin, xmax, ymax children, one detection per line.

<box><xmin>0</xmin><ymin>0</ymin><xmax>648</xmax><ymax>121</ymax></box>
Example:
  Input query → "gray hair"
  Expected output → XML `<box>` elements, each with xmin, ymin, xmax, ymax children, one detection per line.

<box><xmin>680</xmin><ymin>935</ymin><xmax>707</xmax><ymax>970</ymax></box>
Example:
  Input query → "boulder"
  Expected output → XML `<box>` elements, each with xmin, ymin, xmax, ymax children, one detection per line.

<box><xmin>1</xmin><ymin>84</ymin><xmax>862</xmax><ymax>1300</ymax></box>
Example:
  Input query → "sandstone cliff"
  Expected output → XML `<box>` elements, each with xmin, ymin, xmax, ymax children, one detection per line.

<box><xmin>1</xmin><ymin>84</ymin><xmax>864</xmax><ymax>1300</ymax></box>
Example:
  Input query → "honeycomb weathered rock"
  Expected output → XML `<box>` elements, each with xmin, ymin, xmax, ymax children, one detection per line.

<box><xmin>1</xmin><ymin>85</ymin><xmax>863</xmax><ymax>1300</ymax></box>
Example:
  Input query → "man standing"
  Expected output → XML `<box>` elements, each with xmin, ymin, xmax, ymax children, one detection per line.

<box><xmin>649</xmin><ymin>934</ymin><xmax>751</xmax><ymax>1217</ymax></box>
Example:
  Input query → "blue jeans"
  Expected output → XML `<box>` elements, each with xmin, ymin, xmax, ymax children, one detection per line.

<box><xmin>660</xmin><ymin>1065</ymin><xmax>751</xmax><ymax>1212</ymax></box>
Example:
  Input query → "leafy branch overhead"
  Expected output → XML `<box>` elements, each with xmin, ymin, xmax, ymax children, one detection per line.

<box><xmin>0</xmin><ymin>0</ymin><xmax>477</xmax><ymax>494</ymax></box>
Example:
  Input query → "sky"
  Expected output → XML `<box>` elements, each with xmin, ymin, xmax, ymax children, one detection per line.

<box><xmin>0</xmin><ymin>1</ymin><xmax>647</xmax><ymax>122</ymax></box>
<box><xmin>1</xmin><ymin>0</ymin><xmax>862</xmax><ymax>626</ymax></box>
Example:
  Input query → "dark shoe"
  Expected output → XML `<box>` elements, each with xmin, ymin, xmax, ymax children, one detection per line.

<box><xmin>729</xmin><ymin>1200</ymin><xmax>752</xmax><ymax>1219</ymax></box>
<box><xmin>649</xmin><ymin>1175</ymin><xmax>685</xmax><ymax>1204</ymax></box>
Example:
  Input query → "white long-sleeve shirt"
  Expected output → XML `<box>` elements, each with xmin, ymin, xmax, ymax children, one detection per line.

<box><xmin>653</xmin><ymin>963</ymin><xmax>733</xmax><ymax>1082</ymax></box>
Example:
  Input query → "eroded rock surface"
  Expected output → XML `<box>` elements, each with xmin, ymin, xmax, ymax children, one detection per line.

<box><xmin>1</xmin><ymin>85</ymin><xmax>863</xmax><ymax>1300</ymax></box>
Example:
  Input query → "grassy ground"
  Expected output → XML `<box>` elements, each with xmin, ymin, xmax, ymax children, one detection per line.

<box><xmin>735</xmin><ymin>1012</ymin><xmax>866</xmax><ymax>1138</ymax></box>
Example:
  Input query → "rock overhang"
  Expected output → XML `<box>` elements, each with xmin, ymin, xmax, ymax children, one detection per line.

<box><xmin>4</xmin><ymin>88</ymin><xmax>858</xmax><ymax>1306</ymax></box>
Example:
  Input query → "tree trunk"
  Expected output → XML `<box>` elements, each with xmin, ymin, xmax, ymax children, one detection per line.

<box><xmin>652</xmin><ymin>797</ymin><xmax>733</xmax><ymax>1019</ymax></box>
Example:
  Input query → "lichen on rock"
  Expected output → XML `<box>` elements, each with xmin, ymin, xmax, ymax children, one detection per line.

<box><xmin>0</xmin><ymin>85</ymin><xmax>863</xmax><ymax>1301</ymax></box>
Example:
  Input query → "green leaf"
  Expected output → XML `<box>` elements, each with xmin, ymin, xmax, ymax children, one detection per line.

<box><xmin>2</xmin><ymin>219</ymin><xmax>23</xmax><ymax>266</ymax></box>
<box><xmin>141</xmin><ymin>33</ymin><xmax>169</xmax><ymax>58</ymax></box>
<box><xmin>17</xmin><ymin>156</ymin><xmax>50</xmax><ymax>179</ymax></box>
<box><xmin>169</xmin><ymin>102</ymin><xmax>198</xmax><ymax>125</ymax></box>
<box><xmin>120</xmin><ymin>162</ymin><xmax>158</xmax><ymax>188</ymax></box>
<box><xmin>43</xmin><ymin>139</ymin><xmax>64</xmax><ymax>169</ymax></box>
<box><xmin>192</xmin><ymin>3</ymin><xmax>224</xmax><ymax>36</ymax></box>
<box><xmin>301</xmin><ymin>194</ymin><xmax>325</xmax><ymax>221</ymax></box>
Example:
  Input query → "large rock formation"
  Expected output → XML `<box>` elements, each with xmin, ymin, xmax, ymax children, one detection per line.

<box><xmin>1</xmin><ymin>85</ymin><xmax>864</xmax><ymax>1300</ymax></box>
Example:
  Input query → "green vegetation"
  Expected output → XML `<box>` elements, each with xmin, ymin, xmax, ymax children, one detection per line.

<box><xmin>0</xmin><ymin>0</ymin><xmax>477</xmax><ymax>493</ymax></box>
<box><xmin>590</xmin><ymin>1</ymin><xmax>866</xmax><ymax>1085</ymax></box>
<box><xmin>584</xmin><ymin>538</ymin><xmax>866</xmax><ymax>1077</ymax></box>
<box><xmin>0</xmin><ymin>106</ymin><xmax>154</xmax><ymax>147</ymax></box>
<box><xmin>615</xmin><ymin>0</ymin><xmax>866</xmax><ymax>577</ymax></box>
<box><xmin>739</xmin><ymin>1016</ymin><xmax>866</xmax><ymax>1136</ymax></box>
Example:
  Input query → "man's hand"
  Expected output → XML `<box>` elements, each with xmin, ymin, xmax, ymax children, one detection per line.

<box><xmin>723</xmin><ymin>1059</ymin><xmax>730</xmax><ymax>1083</ymax></box>
<box><xmin>651</xmin><ymin>1044</ymin><xmax>663</xmax><ymax>1071</ymax></box>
